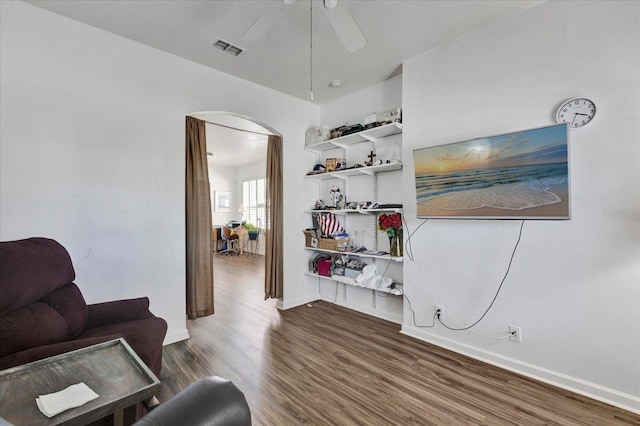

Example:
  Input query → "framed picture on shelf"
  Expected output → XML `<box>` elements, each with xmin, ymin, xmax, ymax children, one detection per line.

<box><xmin>214</xmin><ymin>191</ymin><xmax>231</xmax><ymax>212</ymax></box>
<box><xmin>325</xmin><ymin>158</ymin><xmax>337</xmax><ymax>172</ymax></box>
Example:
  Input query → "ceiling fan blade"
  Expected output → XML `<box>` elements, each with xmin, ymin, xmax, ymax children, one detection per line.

<box><xmin>243</xmin><ymin>1</ymin><xmax>294</xmax><ymax>42</ymax></box>
<box><xmin>320</xmin><ymin>1</ymin><xmax>367</xmax><ymax>53</ymax></box>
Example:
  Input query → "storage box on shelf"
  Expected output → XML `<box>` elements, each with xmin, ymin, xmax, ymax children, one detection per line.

<box><xmin>317</xmin><ymin>238</ymin><xmax>338</xmax><ymax>251</ymax></box>
<box><xmin>303</xmin><ymin>229</ymin><xmax>353</xmax><ymax>252</ymax></box>
<box><xmin>302</xmin><ymin>230</ymin><xmax>318</xmax><ymax>248</ymax></box>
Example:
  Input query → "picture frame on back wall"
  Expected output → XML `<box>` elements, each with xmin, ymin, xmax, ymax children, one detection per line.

<box><xmin>214</xmin><ymin>191</ymin><xmax>231</xmax><ymax>212</ymax></box>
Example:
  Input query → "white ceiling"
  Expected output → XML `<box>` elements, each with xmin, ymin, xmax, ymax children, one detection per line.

<box><xmin>188</xmin><ymin>112</ymin><xmax>270</xmax><ymax>167</ymax></box>
<box><xmin>205</xmin><ymin>123</ymin><xmax>268</xmax><ymax>168</ymax></box>
<box><xmin>26</xmin><ymin>0</ymin><xmax>544</xmax><ymax>105</ymax></box>
<box><xmin>25</xmin><ymin>0</ymin><xmax>543</xmax><ymax>167</ymax></box>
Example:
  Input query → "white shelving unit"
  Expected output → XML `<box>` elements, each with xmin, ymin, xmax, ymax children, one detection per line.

<box><xmin>305</xmin><ymin>162</ymin><xmax>402</xmax><ymax>181</ymax></box>
<box><xmin>304</xmin><ymin>246</ymin><xmax>403</xmax><ymax>262</ymax></box>
<box><xmin>304</xmin><ymin>122</ymin><xmax>402</xmax><ymax>153</ymax></box>
<box><xmin>303</xmin><ymin>122</ymin><xmax>404</xmax><ymax>322</ymax></box>
<box><xmin>304</xmin><ymin>208</ymin><xmax>402</xmax><ymax>215</ymax></box>
<box><xmin>304</xmin><ymin>271</ymin><xmax>403</xmax><ymax>296</ymax></box>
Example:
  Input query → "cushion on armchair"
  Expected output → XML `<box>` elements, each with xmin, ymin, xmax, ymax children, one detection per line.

<box><xmin>0</xmin><ymin>302</ymin><xmax>69</xmax><ymax>357</ymax></box>
<box><xmin>0</xmin><ymin>282</ymin><xmax>89</xmax><ymax>358</ymax></box>
<box><xmin>41</xmin><ymin>283</ymin><xmax>89</xmax><ymax>338</ymax></box>
<box><xmin>0</xmin><ymin>237</ymin><xmax>75</xmax><ymax>315</ymax></box>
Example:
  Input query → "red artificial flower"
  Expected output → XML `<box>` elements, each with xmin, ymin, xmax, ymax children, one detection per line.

<box><xmin>378</xmin><ymin>213</ymin><xmax>402</xmax><ymax>237</ymax></box>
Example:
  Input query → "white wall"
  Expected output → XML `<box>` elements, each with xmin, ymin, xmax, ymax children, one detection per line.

<box><xmin>321</xmin><ymin>75</ymin><xmax>402</xmax><ymax>127</ymax></box>
<box><xmin>0</xmin><ymin>1</ymin><xmax>319</xmax><ymax>343</ymax></box>
<box><xmin>402</xmin><ymin>1</ymin><xmax>639</xmax><ymax>413</ymax></box>
<box><xmin>208</xmin><ymin>163</ymin><xmax>236</xmax><ymax>226</ymax></box>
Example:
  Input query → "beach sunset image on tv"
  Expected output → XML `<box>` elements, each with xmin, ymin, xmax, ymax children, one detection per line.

<box><xmin>413</xmin><ymin>123</ymin><xmax>570</xmax><ymax>219</ymax></box>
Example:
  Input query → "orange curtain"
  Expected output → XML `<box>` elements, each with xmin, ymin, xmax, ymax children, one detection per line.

<box><xmin>185</xmin><ymin>116</ymin><xmax>214</xmax><ymax>319</ymax></box>
<box><xmin>265</xmin><ymin>135</ymin><xmax>283</xmax><ymax>299</ymax></box>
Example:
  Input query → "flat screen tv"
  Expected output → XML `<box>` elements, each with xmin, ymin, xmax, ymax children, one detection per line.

<box><xmin>413</xmin><ymin>123</ymin><xmax>570</xmax><ymax>219</ymax></box>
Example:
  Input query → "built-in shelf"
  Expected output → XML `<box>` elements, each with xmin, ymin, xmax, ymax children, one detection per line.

<box><xmin>305</xmin><ymin>208</ymin><xmax>402</xmax><ymax>215</ymax></box>
<box><xmin>304</xmin><ymin>122</ymin><xmax>403</xmax><ymax>153</ymax></box>
<box><xmin>304</xmin><ymin>246</ymin><xmax>403</xmax><ymax>262</ymax></box>
<box><xmin>304</xmin><ymin>271</ymin><xmax>403</xmax><ymax>296</ymax></box>
<box><xmin>303</xmin><ymin>117</ymin><xmax>403</xmax><ymax>321</ymax></box>
<box><xmin>305</xmin><ymin>162</ymin><xmax>402</xmax><ymax>181</ymax></box>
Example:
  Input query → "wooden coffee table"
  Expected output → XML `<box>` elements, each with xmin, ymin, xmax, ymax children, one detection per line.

<box><xmin>0</xmin><ymin>338</ymin><xmax>160</xmax><ymax>426</ymax></box>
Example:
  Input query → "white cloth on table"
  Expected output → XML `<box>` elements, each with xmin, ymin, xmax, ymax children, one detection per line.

<box><xmin>35</xmin><ymin>382</ymin><xmax>99</xmax><ymax>418</ymax></box>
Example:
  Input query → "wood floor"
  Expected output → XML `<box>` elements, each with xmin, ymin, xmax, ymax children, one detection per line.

<box><xmin>158</xmin><ymin>253</ymin><xmax>639</xmax><ymax>425</ymax></box>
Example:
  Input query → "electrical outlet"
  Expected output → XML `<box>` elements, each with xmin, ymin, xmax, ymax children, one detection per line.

<box><xmin>509</xmin><ymin>325</ymin><xmax>521</xmax><ymax>342</ymax></box>
<box><xmin>435</xmin><ymin>305</ymin><xmax>444</xmax><ymax>321</ymax></box>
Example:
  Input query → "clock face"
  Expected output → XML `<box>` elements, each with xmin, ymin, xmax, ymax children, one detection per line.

<box><xmin>556</xmin><ymin>98</ymin><xmax>596</xmax><ymax>128</ymax></box>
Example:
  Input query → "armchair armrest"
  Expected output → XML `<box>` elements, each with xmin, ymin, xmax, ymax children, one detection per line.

<box><xmin>134</xmin><ymin>377</ymin><xmax>251</xmax><ymax>426</ymax></box>
<box><xmin>86</xmin><ymin>297</ymin><xmax>154</xmax><ymax>329</ymax></box>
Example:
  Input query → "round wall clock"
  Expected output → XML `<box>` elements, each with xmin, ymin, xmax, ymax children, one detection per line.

<box><xmin>556</xmin><ymin>97</ymin><xmax>596</xmax><ymax>128</ymax></box>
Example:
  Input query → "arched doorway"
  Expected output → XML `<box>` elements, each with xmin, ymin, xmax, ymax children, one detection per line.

<box><xmin>185</xmin><ymin>112</ymin><xmax>283</xmax><ymax>319</ymax></box>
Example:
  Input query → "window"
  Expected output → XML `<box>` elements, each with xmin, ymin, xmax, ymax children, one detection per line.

<box><xmin>242</xmin><ymin>178</ymin><xmax>265</xmax><ymax>229</ymax></box>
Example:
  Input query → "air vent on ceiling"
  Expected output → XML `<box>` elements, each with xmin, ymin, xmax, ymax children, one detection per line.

<box><xmin>210</xmin><ymin>39</ymin><xmax>244</xmax><ymax>57</ymax></box>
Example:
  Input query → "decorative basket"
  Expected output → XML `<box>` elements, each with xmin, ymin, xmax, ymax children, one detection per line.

<box><xmin>318</xmin><ymin>238</ymin><xmax>338</xmax><ymax>251</ymax></box>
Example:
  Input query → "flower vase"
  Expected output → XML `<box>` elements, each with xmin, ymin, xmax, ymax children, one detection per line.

<box><xmin>389</xmin><ymin>234</ymin><xmax>403</xmax><ymax>257</ymax></box>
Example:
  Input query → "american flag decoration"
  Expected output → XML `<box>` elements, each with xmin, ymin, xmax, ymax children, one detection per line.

<box><xmin>319</xmin><ymin>213</ymin><xmax>344</xmax><ymax>237</ymax></box>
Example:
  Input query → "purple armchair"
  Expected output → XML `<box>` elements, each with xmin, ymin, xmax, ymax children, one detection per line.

<box><xmin>0</xmin><ymin>237</ymin><xmax>167</xmax><ymax>376</ymax></box>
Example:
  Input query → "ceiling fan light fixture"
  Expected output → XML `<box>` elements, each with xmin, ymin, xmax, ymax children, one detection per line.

<box><xmin>323</xmin><ymin>0</ymin><xmax>338</xmax><ymax>10</ymax></box>
<box><xmin>244</xmin><ymin>0</ymin><xmax>366</xmax><ymax>53</ymax></box>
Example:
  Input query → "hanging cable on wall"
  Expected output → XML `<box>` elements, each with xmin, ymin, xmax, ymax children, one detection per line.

<box><xmin>402</xmin><ymin>213</ymin><xmax>428</xmax><ymax>261</ymax></box>
<box><xmin>402</xmin><ymin>217</ymin><xmax>524</xmax><ymax>339</ymax></box>
<box><xmin>436</xmin><ymin>220</ymin><xmax>525</xmax><ymax>331</ymax></box>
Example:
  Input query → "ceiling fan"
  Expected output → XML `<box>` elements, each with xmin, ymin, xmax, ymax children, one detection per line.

<box><xmin>243</xmin><ymin>0</ymin><xmax>367</xmax><ymax>53</ymax></box>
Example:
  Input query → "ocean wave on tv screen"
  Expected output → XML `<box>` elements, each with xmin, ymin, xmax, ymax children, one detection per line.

<box><xmin>416</xmin><ymin>163</ymin><xmax>567</xmax><ymax>199</ymax></box>
<box><xmin>417</xmin><ymin>176</ymin><xmax>566</xmax><ymax>211</ymax></box>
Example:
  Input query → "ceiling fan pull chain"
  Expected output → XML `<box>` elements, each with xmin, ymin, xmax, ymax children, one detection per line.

<box><xmin>309</xmin><ymin>0</ymin><xmax>314</xmax><ymax>101</ymax></box>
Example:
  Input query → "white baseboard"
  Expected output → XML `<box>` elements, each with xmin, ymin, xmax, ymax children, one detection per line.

<box><xmin>322</xmin><ymin>295</ymin><xmax>402</xmax><ymax>324</ymax></box>
<box><xmin>401</xmin><ymin>325</ymin><xmax>640</xmax><ymax>415</ymax></box>
<box><xmin>163</xmin><ymin>329</ymin><xmax>190</xmax><ymax>345</ymax></box>
<box><xmin>278</xmin><ymin>294</ymin><xmax>402</xmax><ymax>324</ymax></box>
<box><xmin>278</xmin><ymin>295</ymin><xmax>317</xmax><ymax>310</ymax></box>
